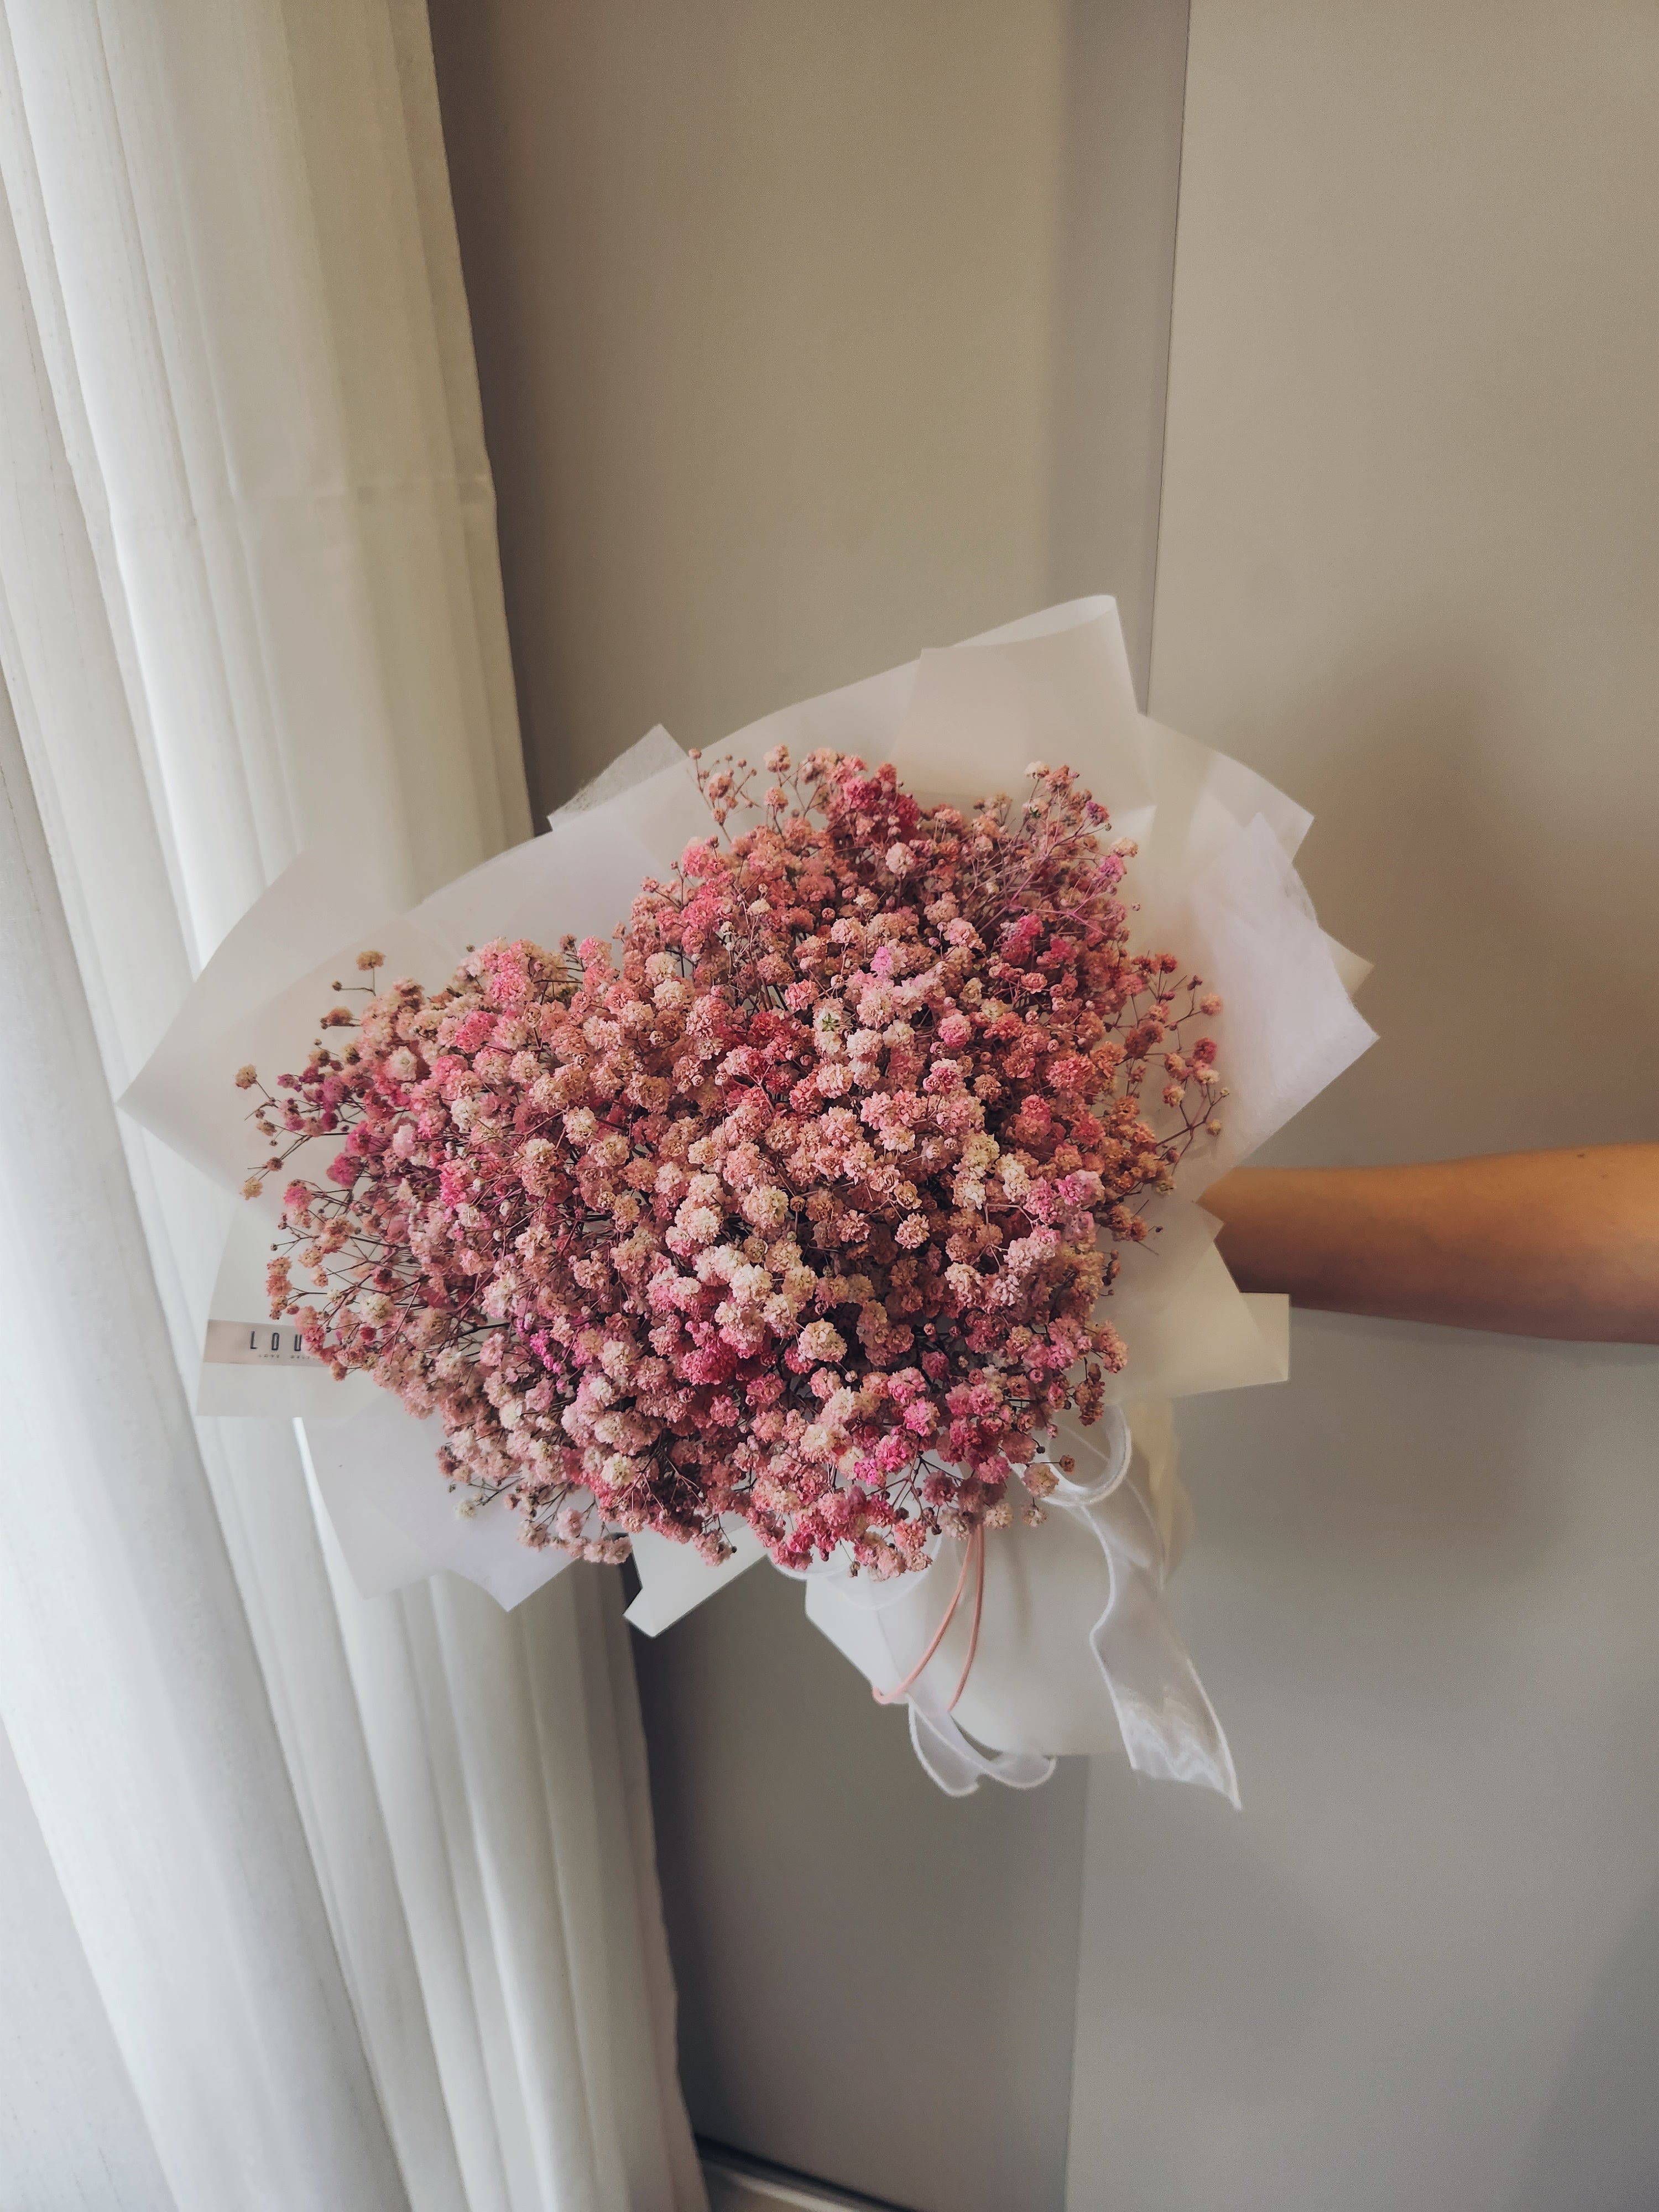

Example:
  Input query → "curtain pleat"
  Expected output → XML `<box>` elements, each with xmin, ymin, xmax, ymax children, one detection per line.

<box><xmin>0</xmin><ymin>1708</ymin><xmax>174</xmax><ymax>2209</ymax></box>
<box><xmin>0</xmin><ymin>3</ymin><xmax>706</xmax><ymax>2207</ymax></box>
<box><xmin>0</xmin><ymin>677</ymin><xmax>409</xmax><ymax>2209</ymax></box>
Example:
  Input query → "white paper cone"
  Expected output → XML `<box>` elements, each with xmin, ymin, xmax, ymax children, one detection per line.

<box><xmin>624</xmin><ymin>1520</ymin><xmax>769</xmax><ymax>1637</ymax></box>
<box><xmin>296</xmin><ymin>1395</ymin><xmax>571</xmax><ymax>1611</ymax></box>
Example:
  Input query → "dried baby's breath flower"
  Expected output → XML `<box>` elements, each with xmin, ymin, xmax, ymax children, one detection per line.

<box><xmin>243</xmin><ymin>754</ymin><xmax>1220</xmax><ymax>1572</ymax></box>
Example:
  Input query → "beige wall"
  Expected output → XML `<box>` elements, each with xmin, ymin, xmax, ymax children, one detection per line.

<box><xmin>1067</xmin><ymin>7</ymin><xmax>1659</xmax><ymax>2209</ymax></box>
<box><xmin>430</xmin><ymin>0</ymin><xmax>1065</xmax><ymax>816</ymax></box>
<box><xmin>427</xmin><ymin>9</ymin><xmax>1191</xmax><ymax>2208</ymax></box>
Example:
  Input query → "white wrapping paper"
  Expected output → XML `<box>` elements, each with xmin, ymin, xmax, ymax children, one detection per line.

<box><xmin>296</xmin><ymin>1395</ymin><xmax>573</xmax><ymax>1610</ymax></box>
<box><xmin>624</xmin><ymin>1520</ymin><xmax>770</xmax><ymax>1637</ymax></box>
<box><xmin>122</xmin><ymin>599</ymin><xmax>1373</xmax><ymax>1799</ymax></box>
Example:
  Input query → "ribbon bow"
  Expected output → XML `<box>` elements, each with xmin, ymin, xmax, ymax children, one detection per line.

<box><xmin>1045</xmin><ymin>1408</ymin><xmax>1239</xmax><ymax>1806</ymax></box>
<box><xmin>837</xmin><ymin>1408</ymin><xmax>1239</xmax><ymax>1804</ymax></box>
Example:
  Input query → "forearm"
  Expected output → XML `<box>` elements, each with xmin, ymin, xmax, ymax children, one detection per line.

<box><xmin>1206</xmin><ymin>1146</ymin><xmax>1659</xmax><ymax>1344</ymax></box>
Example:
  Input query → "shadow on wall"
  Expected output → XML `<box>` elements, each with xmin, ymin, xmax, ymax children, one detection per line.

<box><xmin>427</xmin><ymin>0</ymin><xmax>1070</xmax><ymax>821</ymax></box>
<box><xmin>632</xmin><ymin>1560</ymin><xmax>1087</xmax><ymax>2212</ymax></box>
<box><xmin>1234</xmin><ymin>638</ymin><xmax>1659</xmax><ymax>1170</ymax></box>
<box><xmin>1185</xmin><ymin>1312</ymin><xmax>1578</xmax><ymax>1573</ymax></box>
<box><xmin>1071</xmin><ymin>627</ymin><xmax>1659</xmax><ymax>2203</ymax></box>
<box><xmin>1510</xmin><ymin>1867</ymin><xmax>1659</xmax><ymax>2212</ymax></box>
<box><xmin>1067</xmin><ymin>1307</ymin><xmax>1659</xmax><ymax>2212</ymax></box>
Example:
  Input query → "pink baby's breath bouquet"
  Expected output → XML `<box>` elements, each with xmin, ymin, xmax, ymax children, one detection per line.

<box><xmin>126</xmin><ymin>600</ymin><xmax>1374</xmax><ymax>1801</ymax></box>
<box><xmin>247</xmin><ymin>750</ymin><xmax>1224</xmax><ymax>1582</ymax></box>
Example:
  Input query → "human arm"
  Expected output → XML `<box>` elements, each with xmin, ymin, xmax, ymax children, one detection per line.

<box><xmin>1203</xmin><ymin>1145</ymin><xmax>1659</xmax><ymax>1344</ymax></box>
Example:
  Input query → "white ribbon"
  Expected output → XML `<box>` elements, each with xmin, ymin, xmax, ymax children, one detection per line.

<box><xmin>906</xmin><ymin>1705</ymin><xmax>1057</xmax><ymax>1798</ymax></box>
<box><xmin>1046</xmin><ymin>1408</ymin><xmax>1240</xmax><ymax>1807</ymax></box>
<box><xmin>808</xmin><ymin>1408</ymin><xmax>1239</xmax><ymax>1804</ymax></box>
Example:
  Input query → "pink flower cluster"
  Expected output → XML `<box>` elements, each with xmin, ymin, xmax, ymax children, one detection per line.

<box><xmin>243</xmin><ymin>750</ymin><xmax>1223</xmax><ymax>1575</ymax></box>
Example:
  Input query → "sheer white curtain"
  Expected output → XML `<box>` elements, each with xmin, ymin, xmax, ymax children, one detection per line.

<box><xmin>0</xmin><ymin>3</ymin><xmax>704</xmax><ymax>2208</ymax></box>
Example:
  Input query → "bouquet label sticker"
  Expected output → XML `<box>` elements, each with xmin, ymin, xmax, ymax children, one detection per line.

<box><xmin>194</xmin><ymin>1199</ymin><xmax>377</xmax><ymax>1419</ymax></box>
<box><xmin>204</xmin><ymin>1319</ymin><xmax>319</xmax><ymax>1368</ymax></box>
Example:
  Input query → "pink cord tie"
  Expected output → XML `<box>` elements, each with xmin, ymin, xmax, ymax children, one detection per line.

<box><xmin>870</xmin><ymin>1525</ymin><xmax>986</xmax><ymax>1714</ymax></box>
